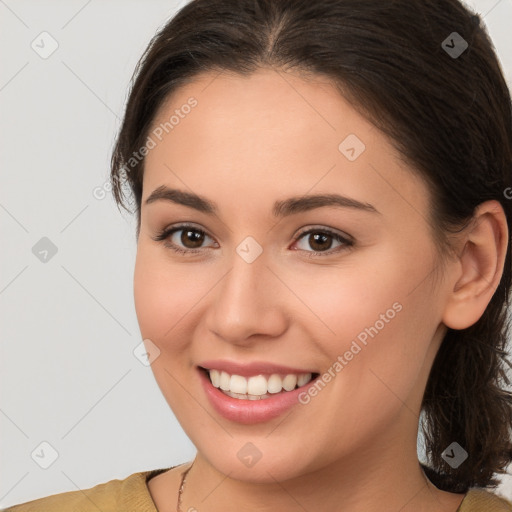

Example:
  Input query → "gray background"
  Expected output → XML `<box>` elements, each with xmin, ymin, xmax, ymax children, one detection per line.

<box><xmin>1</xmin><ymin>0</ymin><xmax>511</xmax><ymax>508</ymax></box>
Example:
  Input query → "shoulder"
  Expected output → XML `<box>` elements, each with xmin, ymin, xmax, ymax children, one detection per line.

<box><xmin>459</xmin><ymin>488</ymin><xmax>512</xmax><ymax>512</ymax></box>
<box><xmin>1</xmin><ymin>467</ymin><xmax>174</xmax><ymax>512</ymax></box>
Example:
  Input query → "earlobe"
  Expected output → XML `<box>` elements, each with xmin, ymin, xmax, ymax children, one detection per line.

<box><xmin>442</xmin><ymin>200</ymin><xmax>508</xmax><ymax>331</ymax></box>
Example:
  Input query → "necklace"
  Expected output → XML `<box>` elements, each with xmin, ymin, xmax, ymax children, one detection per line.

<box><xmin>176</xmin><ymin>460</ymin><xmax>194</xmax><ymax>512</ymax></box>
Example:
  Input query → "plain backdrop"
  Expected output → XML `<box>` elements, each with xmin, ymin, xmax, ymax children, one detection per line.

<box><xmin>1</xmin><ymin>0</ymin><xmax>511</xmax><ymax>508</ymax></box>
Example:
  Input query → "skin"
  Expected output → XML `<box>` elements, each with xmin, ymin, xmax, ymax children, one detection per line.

<box><xmin>134</xmin><ymin>68</ymin><xmax>508</xmax><ymax>512</ymax></box>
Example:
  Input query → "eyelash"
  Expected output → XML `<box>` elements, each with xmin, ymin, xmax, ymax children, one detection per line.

<box><xmin>152</xmin><ymin>223</ymin><xmax>354</xmax><ymax>258</ymax></box>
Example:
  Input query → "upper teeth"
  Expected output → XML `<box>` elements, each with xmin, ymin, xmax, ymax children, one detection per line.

<box><xmin>208</xmin><ymin>370</ymin><xmax>313</xmax><ymax>396</ymax></box>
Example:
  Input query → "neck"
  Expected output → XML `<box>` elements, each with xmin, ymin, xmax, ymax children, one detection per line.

<box><xmin>179</xmin><ymin>415</ymin><xmax>464</xmax><ymax>512</ymax></box>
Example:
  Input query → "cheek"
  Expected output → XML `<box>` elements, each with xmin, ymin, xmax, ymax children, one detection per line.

<box><xmin>133</xmin><ymin>247</ymin><xmax>203</xmax><ymax>412</ymax></box>
<box><xmin>333</xmin><ymin>292</ymin><xmax>435</xmax><ymax>426</ymax></box>
<box><xmin>133</xmin><ymin>246</ymin><xmax>203</xmax><ymax>344</ymax></box>
<box><xmin>284</xmin><ymin>259</ymin><xmax>402</xmax><ymax>351</ymax></box>
<box><xmin>291</xmin><ymin>250</ymin><xmax>436</xmax><ymax>400</ymax></box>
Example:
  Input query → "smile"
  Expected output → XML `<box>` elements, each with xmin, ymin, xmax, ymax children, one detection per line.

<box><xmin>203</xmin><ymin>368</ymin><xmax>318</xmax><ymax>400</ymax></box>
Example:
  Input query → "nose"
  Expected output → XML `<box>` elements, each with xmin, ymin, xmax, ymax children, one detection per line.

<box><xmin>204</xmin><ymin>249</ymin><xmax>288</xmax><ymax>346</ymax></box>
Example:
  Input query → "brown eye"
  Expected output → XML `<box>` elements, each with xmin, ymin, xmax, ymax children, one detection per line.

<box><xmin>293</xmin><ymin>227</ymin><xmax>354</xmax><ymax>257</ymax></box>
<box><xmin>179</xmin><ymin>228</ymin><xmax>206</xmax><ymax>249</ymax></box>
<box><xmin>152</xmin><ymin>224</ymin><xmax>217</xmax><ymax>255</ymax></box>
<box><xmin>306</xmin><ymin>232</ymin><xmax>334</xmax><ymax>251</ymax></box>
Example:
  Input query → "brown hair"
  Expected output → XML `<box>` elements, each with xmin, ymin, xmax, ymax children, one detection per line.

<box><xmin>110</xmin><ymin>0</ymin><xmax>512</xmax><ymax>493</ymax></box>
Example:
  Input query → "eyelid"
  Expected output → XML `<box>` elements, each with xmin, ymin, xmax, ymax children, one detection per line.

<box><xmin>293</xmin><ymin>225</ymin><xmax>354</xmax><ymax>244</ymax></box>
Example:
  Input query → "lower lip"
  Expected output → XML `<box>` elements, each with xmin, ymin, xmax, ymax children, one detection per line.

<box><xmin>198</xmin><ymin>368</ymin><xmax>319</xmax><ymax>425</ymax></box>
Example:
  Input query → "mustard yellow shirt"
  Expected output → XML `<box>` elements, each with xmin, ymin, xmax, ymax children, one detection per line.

<box><xmin>2</xmin><ymin>466</ymin><xmax>511</xmax><ymax>511</ymax></box>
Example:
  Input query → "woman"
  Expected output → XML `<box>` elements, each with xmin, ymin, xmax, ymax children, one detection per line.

<box><xmin>4</xmin><ymin>0</ymin><xmax>512</xmax><ymax>510</ymax></box>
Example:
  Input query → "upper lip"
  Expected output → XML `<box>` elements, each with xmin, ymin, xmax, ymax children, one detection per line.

<box><xmin>198</xmin><ymin>359</ymin><xmax>318</xmax><ymax>377</ymax></box>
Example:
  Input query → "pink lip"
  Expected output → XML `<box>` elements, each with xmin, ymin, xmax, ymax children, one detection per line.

<box><xmin>198</xmin><ymin>367</ymin><xmax>320</xmax><ymax>425</ymax></box>
<box><xmin>198</xmin><ymin>359</ymin><xmax>317</xmax><ymax>377</ymax></box>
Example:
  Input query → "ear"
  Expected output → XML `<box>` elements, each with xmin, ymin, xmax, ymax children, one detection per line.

<box><xmin>442</xmin><ymin>200</ymin><xmax>509</xmax><ymax>330</ymax></box>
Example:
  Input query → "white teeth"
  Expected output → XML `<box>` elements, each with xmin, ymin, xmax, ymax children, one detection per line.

<box><xmin>224</xmin><ymin>390</ymin><xmax>272</xmax><ymax>400</ymax></box>
<box><xmin>248</xmin><ymin>375</ymin><xmax>267</xmax><ymax>395</ymax></box>
<box><xmin>297</xmin><ymin>373</ymin><xmax>311</xmax><ymax>387</ymax></box>
<box><xmin>207</xmin><ymin>370</ymin><xmax>314</xmax><ymax>398</ymax></box>
<box><xmin>219</xmin><ymin>371</ymin><xmax>230</xmax><ymax>391</ymax></box>
<box><xmin>267</xmin><ymin>374</ymin><xmax>283</xmax><ymax>394</ymax></box>
<box><xmin>230</xmin><ymin>374</ymin><xmax>248</xmax><ymax>394</ymax></box>
<box><xmin>210</xmin><ymin>369</ymin><xmax>220</xmax><ymax>388</ymax></box>
<box><xmin>282</xmin><ymin>374</ymin><xmax>297</xmax><ymax>391</ymax></box>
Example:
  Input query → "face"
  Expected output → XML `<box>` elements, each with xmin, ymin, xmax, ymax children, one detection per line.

<box><xmin>134</xmin><ymin>68</ymin><xmax>450</xmax><ymax>482</ymax></box>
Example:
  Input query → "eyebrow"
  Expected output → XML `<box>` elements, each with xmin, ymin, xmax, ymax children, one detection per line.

<box><xmin>144</xmin><ymin>185</ymin><xmax>380</xmax><ymax>217</ymax></box>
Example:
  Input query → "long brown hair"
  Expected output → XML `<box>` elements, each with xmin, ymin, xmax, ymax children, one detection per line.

<box><xmin>110</xmin><ymin>0</ymin><xmax>512</xmax><ymax>493</ymax></box>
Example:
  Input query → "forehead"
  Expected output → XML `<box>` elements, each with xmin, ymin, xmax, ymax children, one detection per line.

<box><xmin>142</xmin><ymin>68</ymin><xmax>430</xmax><ymax>224</ymax></box>
<box><xmin>147</xmin><ymin>68</ymin><xmax>369</xmax><ymax>158</ymax></box>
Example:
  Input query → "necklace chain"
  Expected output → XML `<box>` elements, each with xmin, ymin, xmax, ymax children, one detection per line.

<box><xmin>177</xmin><ymin>460</ymin><xmax>194</xmax><ymax>512</ymax></box>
